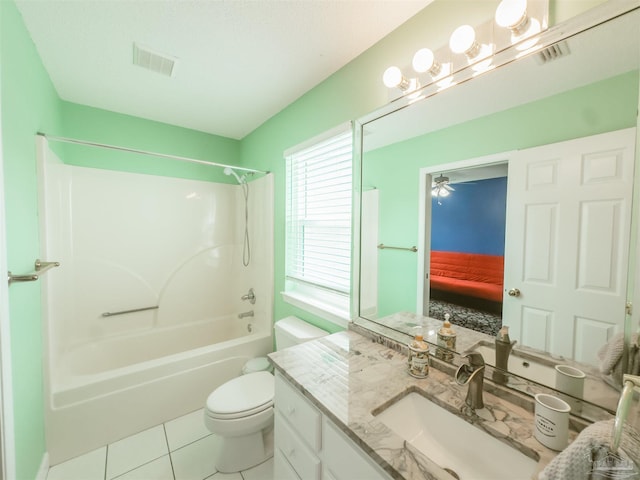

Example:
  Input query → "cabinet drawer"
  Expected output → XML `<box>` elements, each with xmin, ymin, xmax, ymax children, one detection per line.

<box><xmin>274</xmin><ymin>372</ymin><xmax>322</xmax><ymax>451</ymax></box>
<box><xmin>274</xmin><ymin>447</ymin><xmax>301</xmax><ymax>480</ymax></box>
<box><xmin>275</xmin><ymin>413</ymin><xmax>321</xmax><ymax>480</ymax></box>
<box><xmin>322</xmin><ymin>418</ymin><xmax>391</xmax><ymax>480</ymax></box>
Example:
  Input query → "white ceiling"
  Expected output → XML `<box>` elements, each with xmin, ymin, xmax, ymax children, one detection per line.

<box><xmin>14</xmin><ymin>0</ymin><xmax>432</xmax><ymax>140</ymax></box>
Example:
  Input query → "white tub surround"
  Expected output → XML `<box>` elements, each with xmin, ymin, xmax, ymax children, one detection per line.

<box><xmin>48</xmin><ymin>325</ymin><xmax>271</xmax><ymax>465</ymax></box>
<box><xmin>37</xmin><ymin>138</ymin><xmax>275</xmax><ymax>464</ymax></box>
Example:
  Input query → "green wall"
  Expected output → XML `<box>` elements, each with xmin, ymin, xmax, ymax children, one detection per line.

<box><xmin>1</xmin><ymin>2</ymin><xmax>63</xmax><ymax>478</ymax></box>
<box><xmin>239</xmin><ymin>1</ymin><xmax>501</xmax><ymax>333</ymax></box>
<box><xmin>239</xmin><ymin>0</ymin><xmax>609</xmax><ymax>333</ymax></box>
<box><xmin>58</xmin><ymin>101</ymin><xmax>241</xmax><ymax>183</ymax></box>
<box><xmin>364</xmin><ymin>71</ymin><xmax>639</xmax><ymax>317</ymax></box>
<box><xmin>1</xmin><ymin>3</ymin><xmax>242</xmax><ymax>477</ymax></box>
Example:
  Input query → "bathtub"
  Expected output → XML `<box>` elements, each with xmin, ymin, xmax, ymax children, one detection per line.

<box><xmin>44</xmin><ymin>315</ymin><xmax>273</xmax><ymax>465</ymax></box>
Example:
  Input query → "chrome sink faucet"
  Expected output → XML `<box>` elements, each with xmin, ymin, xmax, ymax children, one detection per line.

<box><xmin>238</xmin><ymin>310</ymin><xmax>254</xmax><ymax>319</ymax></box>
<box><xmin>455</xmin><ymin>352</ymin><xmax>485</xmax><ymax>410</ymax></box>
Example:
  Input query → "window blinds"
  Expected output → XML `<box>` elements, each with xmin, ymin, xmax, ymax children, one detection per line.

<box><xmin>285</xmin><ymin>129</ymin><xmax>352</xmax><ymax>295</ymax></box>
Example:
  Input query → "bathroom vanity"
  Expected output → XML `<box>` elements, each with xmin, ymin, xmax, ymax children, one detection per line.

<box><xmin>269</xmin><ymin>330</ymin><xmax>570</xmax><ymax>480</ymax></box>
<box><xmin>273</xmin><ymin>370</ymin><xmax>391</xmax><ymax>480</ymax></box>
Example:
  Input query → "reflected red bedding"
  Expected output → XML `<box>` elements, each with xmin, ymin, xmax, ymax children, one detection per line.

<box><xmin>430</xmin><ymin>251</ymin><xmax>504</xmax><ymax>302</ymax></box>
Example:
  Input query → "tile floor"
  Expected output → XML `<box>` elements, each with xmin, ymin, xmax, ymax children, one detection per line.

<box><xmin>46</xmin><ymin>408</ymin><xmax>274</xmax><ymax>480</ymax></box>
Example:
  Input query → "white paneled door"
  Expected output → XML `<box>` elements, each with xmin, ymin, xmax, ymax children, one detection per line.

<box><xmin>503</xmin><ymin>128</ymin><xmax>636</xmax><ymax>365</ymax></box>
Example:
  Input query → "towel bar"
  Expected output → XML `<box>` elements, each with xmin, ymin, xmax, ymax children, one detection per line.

<box><xmin>377</xmin><ymin>243</ymin><xmax>418</xmax><ymax>252</ymax></box>
<box><xmin>7</xmin><ymin>259</ymin><xmax>60</xmax><ymax>286</ymax></box>
<box><xmin>102</xmin><ymin>306</ymin><xmax>159</xmax><ymax>317</ymax></box>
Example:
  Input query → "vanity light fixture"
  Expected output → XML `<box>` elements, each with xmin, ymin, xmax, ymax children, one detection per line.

<box><xmin>382</xmin><ymin>66</ymin><xmax>420</xmax><ymax>92</ymax></box>
<box><xmin>495</xmin><ymin>0</ymin><xmax>542</xmax><ymax>50</ymax></box>
<box><xmin>381</xmin><ymin>0</ymin><xmax>548</xmax><ymax>98</ymax></box>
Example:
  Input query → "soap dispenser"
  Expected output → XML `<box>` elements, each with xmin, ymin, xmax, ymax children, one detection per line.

<box><xmin>408</xmin><ymin>331</ymin><xmax>429</xmax><ymax>378</ymax></box>
<box><xmin>493</xmin><ymin>325</ymin><xmax>516</xmax><ymax>385</ymax></box>
<box><xmin>436</xmin><ymin>313</ymin><xmax>456</xmax><ymax>361</ymax></box>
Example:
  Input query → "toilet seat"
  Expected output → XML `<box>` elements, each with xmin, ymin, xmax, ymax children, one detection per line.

<box><xmin>206</xmin><ymin>371</ymin><xmax>274</xmax><ymax>419</ymax></box>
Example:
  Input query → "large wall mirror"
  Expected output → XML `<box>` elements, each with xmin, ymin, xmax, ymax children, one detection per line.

<box><xmin>354</xmin><ymin>2</ymin><xmax>639</xmax><ymax>419</ymax></box>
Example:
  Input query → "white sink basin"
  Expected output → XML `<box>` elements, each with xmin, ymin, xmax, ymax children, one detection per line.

<box><xmin>376</xmin><ymin>392</ymin><xmax>537</xmax><ymax>480</ymax></box>
<box><xmin>474</xmin><ymin>344</ymin><xmax>556</xmax><ymax>385</ymax></box>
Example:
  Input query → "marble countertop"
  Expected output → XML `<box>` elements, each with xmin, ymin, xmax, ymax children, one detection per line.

<box><xmin>269</xmin><ymin>330</ymin><xmax>564</xmax><ymax>480</ymax></box>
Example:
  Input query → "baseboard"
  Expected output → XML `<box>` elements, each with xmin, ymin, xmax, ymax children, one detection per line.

<box><xmin>36</xmin><ymin>452</ymin><xmax>49</xmax><ymax>480</ymax></box>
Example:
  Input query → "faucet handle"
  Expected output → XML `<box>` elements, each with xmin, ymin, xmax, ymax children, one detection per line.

<box><xmin>464</xmin><ymin>352</ymin><xmax>485</xmax><ymax>368</ymax></box>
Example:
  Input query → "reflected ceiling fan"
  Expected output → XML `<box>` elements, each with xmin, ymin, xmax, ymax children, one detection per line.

<box><xmin>432</xmin><ymin>174</ymin><xmax>454</xmax><ymax>204</ymax></box>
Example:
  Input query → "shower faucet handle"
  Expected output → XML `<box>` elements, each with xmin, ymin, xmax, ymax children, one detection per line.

<box><xmin>241</xmin><ymin>288</ymin><xmax>256</xmax><ymax>304</ymax></box>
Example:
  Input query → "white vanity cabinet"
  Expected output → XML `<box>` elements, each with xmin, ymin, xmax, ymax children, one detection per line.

<box><xmin>274</xmin><ymin>371</ymin><xmax>392</xmax><ymax>480</ymax></box>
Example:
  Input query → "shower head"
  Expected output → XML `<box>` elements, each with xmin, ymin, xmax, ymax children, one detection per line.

<box><xmin>224</xmin><ymin>167</ymin><xmax>245</xmax><ymax>185</ymax></box>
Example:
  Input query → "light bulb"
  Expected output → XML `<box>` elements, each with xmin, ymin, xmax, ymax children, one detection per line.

<box><xmin>412</xmin><ymin>48</ymin><xmax>440</xmax><ymax>76</ymax></box>
<box><xmin>383</xmin><ymin>66</ymin><xmax>404</xmax><ymax>89</ymax></box>
<box><xmin>495</xmin><ymin>0</ymin><xmax>528</xmax><ymax>31</ymax></box>
<box><xmin>449</xmin><ymin>25</ymin><xmax>478</xmax><ymax>57</ymax></box>
<box><xmin>513</xmin><ymin>17</ymin><xmax>542</xmax><ymax>50</ymax></box>
<box><xmin>439</xmin><ymin>188</ymin><xmax>450</xmax><ymax>198</ymax></box>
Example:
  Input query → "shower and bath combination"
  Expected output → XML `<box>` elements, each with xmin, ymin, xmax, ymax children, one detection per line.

<box><xmin>36</xmin><ymin>133</ymin><xmax>274</xmax><ymax>463</ymax></box>
<box><xmin>225</xmin><ymin>167</ymin><xmax>251</xmax><ymax>267</ymax></box>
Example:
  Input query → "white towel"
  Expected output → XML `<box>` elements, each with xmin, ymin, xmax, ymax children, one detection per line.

<box><xmin>538</xmin><ymin>420</ymin><xmax>639</xmax><ymax>480</ymax></box>
<box><xmin>598</xmin><ymin>333</ymin><xmax>625</xmax><ymax>375</ymax></box>
<box><xmin>598</xmin><ymin>333</ymin><xmax>640</xmax><ymax>388</ymax></box>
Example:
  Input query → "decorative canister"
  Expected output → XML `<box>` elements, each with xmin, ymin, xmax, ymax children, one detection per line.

<box><xmin>408</xmin><ymin>334</ymin><xmax>430</xmax><ymax>378</ymax></box>
<box><xmin>436</xmin><ymin>314</ymin><xmax>456</xmax><ymax>362</ymax></box>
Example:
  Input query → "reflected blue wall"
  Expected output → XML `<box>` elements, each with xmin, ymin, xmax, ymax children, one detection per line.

<box><xmin>431</xmin><ymin>177</ymin><xmax>507</xmax><ymax>256</ymax></box>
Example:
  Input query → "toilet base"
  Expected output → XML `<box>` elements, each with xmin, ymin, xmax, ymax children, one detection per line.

<box><xmin>213</xmin><ymin>426</ymin><xmax>274</xmax><ymax>473</ymax></box>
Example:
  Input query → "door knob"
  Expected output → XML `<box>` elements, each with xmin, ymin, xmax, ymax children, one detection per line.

<box><xmin>508</xmin><ymin>288</ymin><xmax>521</xmax><ymax>297</ymax></box>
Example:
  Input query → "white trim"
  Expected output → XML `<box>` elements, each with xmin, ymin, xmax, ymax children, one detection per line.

<box><xmin>417</xmin><ymin>151</ymin><xmax>515</xmax><ymax>313</ymax></box>
<box><xmin>283</xmin><ymin>122</ymin><xmax>352</xmax><ymax>158</ymax></box>
<box><xmin>281</xmin><ymin>291</ymin><xmax>349</xmax><ymax>328</ymax></box>
<box><xmin>0</xmin><ymin>82</ymin><xmax>17</xmax><ymax>480</ymax></box>
<box><xmin>630</xmin><ymin>87</ymin><xmax>640</xmax><ymax>351</ymax></box>
<box><xmin>35</xmin><ymin>453</ymin><xmax>49</xmax><ymax>480</ymax></box>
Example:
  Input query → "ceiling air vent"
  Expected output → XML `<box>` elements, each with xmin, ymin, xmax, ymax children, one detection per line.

<box><xmin>132</xmin><ymin>43</ymin><xmax>177</xmax><ymax>77</ymax></box>
<box><xmin>535</xmin><ymin>41</ymin><xmax>571</xmax><ymax>65</ymax></box>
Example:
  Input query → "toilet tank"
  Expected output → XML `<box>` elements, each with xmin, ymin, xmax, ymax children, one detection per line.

<box><xmin>274</xmin><ymin>316</ymin><xmax>329</xmax><ymax>350</ymax></box>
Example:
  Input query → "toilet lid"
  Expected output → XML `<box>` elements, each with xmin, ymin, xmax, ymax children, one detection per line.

<box><xmin>206</xmin><ymin>371</ymin><xmax>274</xmax><ymax>417</ymax></box>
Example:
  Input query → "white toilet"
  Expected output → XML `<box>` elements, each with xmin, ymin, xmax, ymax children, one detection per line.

<box><xmin>204</xmin><ymin>316</ymin><xmax>328</xmax><ymax>473</ymax></box>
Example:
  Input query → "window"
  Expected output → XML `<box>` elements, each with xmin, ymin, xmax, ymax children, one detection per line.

<box><xmin>283</xmin><ymin>126</ymin><xmax>353</xmax><ymax>326</ymax></box>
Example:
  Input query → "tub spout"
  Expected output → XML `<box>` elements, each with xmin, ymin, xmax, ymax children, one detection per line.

<box><xmin>238</xmin><ymin>310</ymin><xmax>254</xmax><ymax>319</ymax></box>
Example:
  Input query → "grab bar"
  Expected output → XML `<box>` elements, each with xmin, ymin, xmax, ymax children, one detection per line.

<box><xmin>7</xmin><ymin>259</ymin><xmax>60</xmax><ymax>286</ymax></box>
<box><xmin>377</xmin><ymin>244</ymin><xmax>418</xmax><ymax>253</ymax></box>
<box><xmin>102</xmin><ymin>306</ymin><xmax>159</xmax><ymax>317</ymax></box>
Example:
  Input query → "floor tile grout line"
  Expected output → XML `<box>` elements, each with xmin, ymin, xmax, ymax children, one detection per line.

<box><xmin>169</xmin><ymin>432</ymin><xmax>214</xmax><ymax>454</ymax></box>
<box><xmin>104</xmin><ymin>445</ymin><xmax>109</xmax><ymax>480</ymax></box>
<box><xmin>109</xmin><ymin>453</ymin><xmax>172</xmax><ymax>480</ymax></box>
<box><xmin>162</xmin><ymin>423</ymin><xmax>177</xmax><ymax>480</ymax></box>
